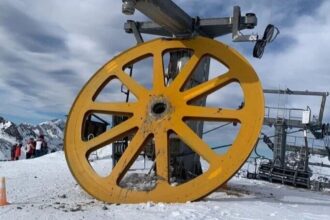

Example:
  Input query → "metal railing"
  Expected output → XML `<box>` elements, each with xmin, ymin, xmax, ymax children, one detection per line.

<box><xmin>265</xmin><ymin>106</ymin><xmax>306</xmax><ymax>122</ymax></box>
<box><xmin>286</xmin><ymin>135</ymin><xmax>326</xmax><ymax>149</ymax></box>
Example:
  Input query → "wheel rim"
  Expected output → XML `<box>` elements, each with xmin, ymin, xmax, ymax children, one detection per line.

<box><xmin>64</xmin><ymin>36</ymin><xmax>264</xmax><ymax>203</ymax></box>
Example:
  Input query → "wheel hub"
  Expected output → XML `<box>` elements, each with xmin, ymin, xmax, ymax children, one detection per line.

<box><xmin>152</xmin><ymin>102</ymin><xmax>167</xmax><ymax>115</ymax></box>
<box><xmin>149</xmin><ymin>97</ymin><xmax>171</xmax><ymax>119</ymax></box>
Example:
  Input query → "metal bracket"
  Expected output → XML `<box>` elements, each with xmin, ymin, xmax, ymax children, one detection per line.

<box><xmin>122</xmin><ymin>0</ymin><xmax>136</xmax><ymax>15</ymax></box>
<box><xmin>232</xmin><ymin>6</ymin><xmax>258</xmax><ymax>42</ymax></box>
<box><xmin>125</xmin><ymin>20</ymin><xmax>144</xmax><ymax>44</ymax></box>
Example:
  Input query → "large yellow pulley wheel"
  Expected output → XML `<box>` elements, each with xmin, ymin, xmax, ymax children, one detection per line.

<box><xmin>64</xmin><ymin>36</ymin><xmax>264</xmax><ymax>203</ymax></box>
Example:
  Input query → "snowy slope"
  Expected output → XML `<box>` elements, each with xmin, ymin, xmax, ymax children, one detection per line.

<box><xmin>0</xmin><ymin>152</ymin><xmax>330</xmax><ymax>220</ymax></box>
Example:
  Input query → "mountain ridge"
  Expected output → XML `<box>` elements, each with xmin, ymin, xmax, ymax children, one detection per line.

<box><xmin>0</xmin><ymin>116</ymin><xmax>65</xmax><ymax>160</ymax></box>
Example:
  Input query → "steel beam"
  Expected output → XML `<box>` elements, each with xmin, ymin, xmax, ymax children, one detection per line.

<box><xmin>125</xmin><ymin>20</ymin><xmax>144</xmax><ymax>43</ymax></box>
<box><xmin>134</xmin><ymin>0</ymin><xmax>193</xmax><ymax>37</ymax></box>
<box><xmin>125</xmin><ymin>15</ymin><xmax>257</xmax><ymax>38</ymax></box>
<box><xmin>124</xmin><ymin>21</ymin><xmax>172</xmax><ymax>37</ymax></box>
<box><xmin>319</xmin><ymin>93</ymin><xmax>327</xmax><ymax>124</ymax></box>
<box><xmin>123</xmin><ymin>1</ymin><xmax>257</xmax><ymax>38</ymax></box>
<box><xmin>264</xmin><ymin>89</ymin><xmax>329</xmax><ymax>97</ymax></box>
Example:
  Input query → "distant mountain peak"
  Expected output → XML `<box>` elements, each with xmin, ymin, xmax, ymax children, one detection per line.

<box><xmin>0</xmin><ymin>116</ymin><xmax>65</xmax><ymax>160</ymax></box>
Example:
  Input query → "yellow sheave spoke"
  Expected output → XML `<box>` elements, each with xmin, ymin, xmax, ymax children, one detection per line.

<box><xmin>183</xmin><ymin>106</ymin><xmax>243</xmax><ymax>122</ymax></box>
<box><xmin>170</xmin><ymin>52</ymin><xmax>202</xmax><ymax>91</ymax></box>
<box><xmin>173</xmin><ymin>121</ymin><xmax>220</xmax><ymax>165</ymax></box>
<box><xmin>87</xmin><ymin>102</ymin><xmax>136</xmax><ymax>116</ymax></box>
<box><xmin>116</xmin><ymin>68</ymin><xmax>148</xmax><ymax>99</ymax></box>
<box><xmin>152</xmin><ymin>51</ymin><xmax>165</xmax><ymax>91</ymax></box>
<box><xmin>182</xmin><ymin>72</ymin><xmax>233</xmax><ymax>102</ymax></box>
<box><xmin>106</xmin><ymin>129</ymin><xmax>149</xmax><ymax>184</ymax></box>
<box><xmin>154</xmin><ymin>131</ymin><xmax>169</xmax><ymax>182</ymax></box>
<box><xmin>83</xmin><ymin>117</ymin><xmax>137</xmax><ymax>154</ymax></box>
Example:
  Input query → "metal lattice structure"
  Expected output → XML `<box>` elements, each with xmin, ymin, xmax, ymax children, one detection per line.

<box><xmin>255</xmin><ymin>89</ymin><xmax>330</xmax><ymax>189</ymax></box>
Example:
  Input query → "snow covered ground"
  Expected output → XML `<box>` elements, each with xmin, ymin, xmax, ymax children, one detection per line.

<box><xmin>1</xmin><ymin>152</ymin><xmax>330</xmax><ymax>220</ymax></box>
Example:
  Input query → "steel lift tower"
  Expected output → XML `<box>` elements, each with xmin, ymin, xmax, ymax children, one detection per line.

<box><xmin>257</xmin><ymin>89</ymin><xmax>330</xmax><ymax>188</ymax></box>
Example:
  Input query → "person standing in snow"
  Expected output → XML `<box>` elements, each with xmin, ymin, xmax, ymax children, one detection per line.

<box><xmin>32</xmin><ymin>138</ymin><xmax>36</xmax><ymax>157</ymax></box>
<box><xmin>26</xmin><ymin>138</ymin><xmax>35</xmax><ymax>159</ymax></box>
<box><xmin>35</xmin><ymin>136</ymin><xmax>43</xmax><ymax>157</ymax></box>
<box><xmin>11</xmin><ymin>143</ymin><xmax>17</xmax><ymax>160</ymax></box>
<box><xmin>40</xmin><ymin>135</ymin><xmax>48</xmax><ymax>156</ymax></box>
<box><xmin>14</xmin><ymin>143</ymin><xmax>22</xmax><ymax>160</ymax></box>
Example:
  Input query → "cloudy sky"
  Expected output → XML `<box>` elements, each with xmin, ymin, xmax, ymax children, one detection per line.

<box><xmin>0</xmin><ymin>0</ymin><xmax>329</xmax><ymax>125</ymax></box>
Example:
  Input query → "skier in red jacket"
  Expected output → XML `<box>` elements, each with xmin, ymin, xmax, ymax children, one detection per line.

<box><xmin>14</xmin><ymin>144</ymin><xmax>22</xmax><ymax>160</ymax></box>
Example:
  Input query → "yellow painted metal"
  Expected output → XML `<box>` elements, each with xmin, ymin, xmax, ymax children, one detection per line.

<box><xmin>64</xmin><ymin>36</ymin><xmax>264</xmax><ymax>203</ymax></box>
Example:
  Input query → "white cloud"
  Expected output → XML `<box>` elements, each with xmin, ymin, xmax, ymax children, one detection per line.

<box><xmin>0</xmin><ymin>0</ymin><xmax>329</xmax><ymax>125</ymax></box>
<box><xmin>0</xmin><ymin>0</ymin><xmax>130</xmax><ymax>123</ymax></box>
<box><xmin>250</xmin><ymin>0</ymin><xmax>330</xmax><ymax>121</ymax></box>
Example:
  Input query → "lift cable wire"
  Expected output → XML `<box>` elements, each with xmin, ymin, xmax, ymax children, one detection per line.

<box><xmin>252</xmin><ymin>129</ymin><xmax>305</xmax><ymax>160</ymax></box>
<box><xmin>253</xmin><ymin>137</ymin><xmax>272</xmax><ymax>160</ymax></box>
<box><xmin>156</xmin><ymin>128</ymin><xmax>305</xmax><ymax>160</ymax></box>
<box><xmin>170</xmin><ymin>144</ymin><xmax>232</xmax><ymax>158</ymax></box>
<box><xmin>202</xmin><ymin>122</ymin><xmax>232</xmax><ymax>135</ymax></box>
